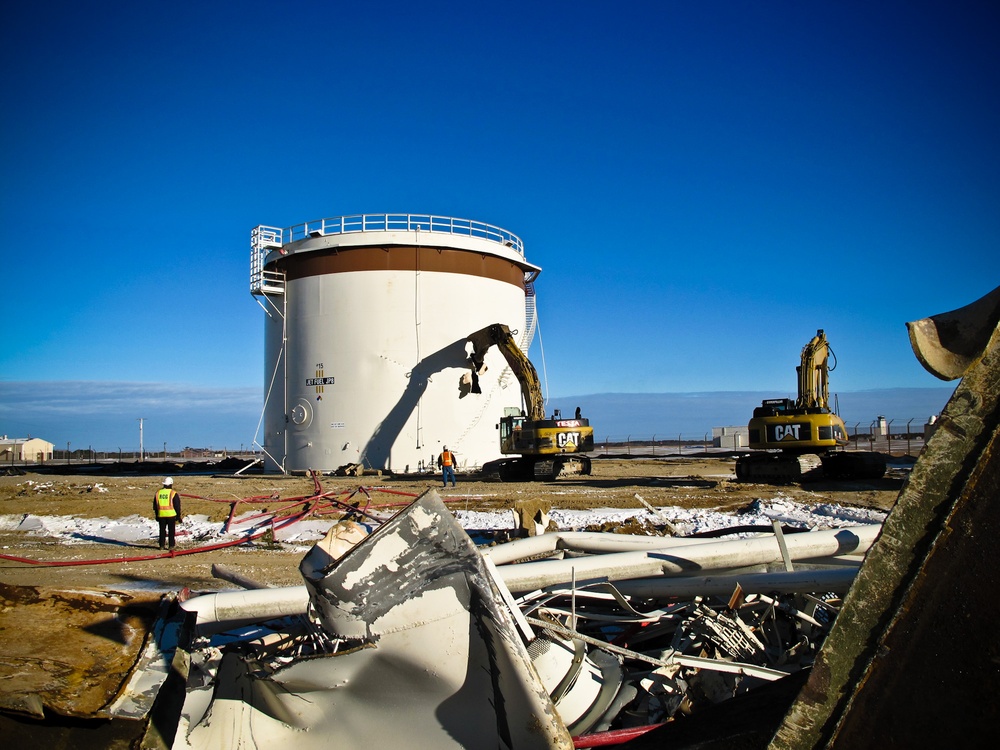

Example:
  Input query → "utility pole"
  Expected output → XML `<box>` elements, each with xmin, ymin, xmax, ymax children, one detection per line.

<box><xmin>138</xmin><ymin>418</ymin><xmax>145</xmax><ymax>462</ymax></box>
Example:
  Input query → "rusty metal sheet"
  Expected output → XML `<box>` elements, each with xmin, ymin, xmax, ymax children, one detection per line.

<box><xmin>0</xmin><ymin>584</ymin><xmax>165</xmax><ymax>718</ymax></box>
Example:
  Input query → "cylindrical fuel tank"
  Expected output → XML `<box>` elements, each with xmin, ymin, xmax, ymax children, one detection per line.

<box><xmin>250</xmin><ymin>215</ymin><xmax>540</xmax><ymax>474</ymax></box>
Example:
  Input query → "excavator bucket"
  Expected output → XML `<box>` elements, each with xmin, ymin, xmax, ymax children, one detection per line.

<box><xmin>906</xmin><ymin>283</ymin><xmax>1000</xmax><ymax>380</ymax></box>
<box><xmin>768</xmin><ymin>286</ymin><xmax>1000</xmax><ymax>749</ymax></box>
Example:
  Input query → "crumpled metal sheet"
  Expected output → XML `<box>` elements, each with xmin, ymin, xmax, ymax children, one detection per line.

<box><xmin>175</xmin><ymin>491</ymin><xmax>572</xmax><ymax>749</ymax></box>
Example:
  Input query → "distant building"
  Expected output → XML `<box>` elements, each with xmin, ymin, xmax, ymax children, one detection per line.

<box><xmin>0</xmin><ymin>436</ymin><xmax>55</xmax><ymax>463</ymax></box>
<box><xmin>713</xmin><ymin>426</ymin><xmax>749</xmax><ymax>449</ymax></box>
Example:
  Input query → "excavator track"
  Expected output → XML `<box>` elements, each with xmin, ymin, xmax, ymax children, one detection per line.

<box><xmin>820</xmin><ymin>451</ymin><xmax>887</xmax><ymax>480</ymax></box>
<box><xmin>735</xmin><ymin>451</ymin><xmax>886</xmax><ymax>483</ymax></box>
<box><xmin>532</xmin><ymin>455</ymin><xmax>592</xmax><ymax>481</ymax></box>
<box><xmin>485</xmin><ymin>455</ymin><xmax>593</xmax><ymax>482</ymax></box>
<box><xmin>735</xmin><ymin>453</ymin><xmax>824</xmax><ymax>483</ymax></box>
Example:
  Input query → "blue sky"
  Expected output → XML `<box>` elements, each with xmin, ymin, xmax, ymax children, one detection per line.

<box><xmin>1</xmin><ymin>1</ymin><xmax>995</xmax><ymax>451</ymax></box>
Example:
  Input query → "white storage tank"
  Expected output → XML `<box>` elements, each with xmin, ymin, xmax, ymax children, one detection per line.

<box><xmin>250</xmin><ymin>214</ymin><xmax>541</xmax><ymax>474</ymax></box>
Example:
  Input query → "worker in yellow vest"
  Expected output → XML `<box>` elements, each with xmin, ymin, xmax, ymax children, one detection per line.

<box><xmin>437</xmin><ymin>446</ymin><xmax>458</xmax><ymax>488</ymax></box>
<box><xmin>153</xmin><ymin>477</ymin><xmax>182</xmax><ymax>550</ymax></box>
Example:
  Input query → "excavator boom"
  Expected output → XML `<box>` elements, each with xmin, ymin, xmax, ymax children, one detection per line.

<box><xmin>467</xmin><ymin>323</ymin><xmax>546</xmax><ymax>421</ymax></box>
<box><xmin>796</xmin><ymin>329</ymin><xmax>832</xmax><ymax>410</ymax></box>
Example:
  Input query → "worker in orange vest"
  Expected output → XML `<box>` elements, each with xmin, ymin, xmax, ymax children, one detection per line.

<box><xmin>153</xmin><ymin>477</ymin><xmax>182</xmax><ymax>550</ymax></box>
<box><xmin>437</xmin><ymin>446</ymin><xmax>458</xmax><ymax>488</ymax></box>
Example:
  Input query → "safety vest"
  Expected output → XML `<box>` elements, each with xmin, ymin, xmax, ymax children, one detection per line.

<box><xmin>156</xmin><ymin>488</ymin><xmax>177</xmax><ymax>518</ymax></box>
<box><xmin>441</xmin><ymin>451</ymin><xmax>454</xmax><ymax>467</ymax></box>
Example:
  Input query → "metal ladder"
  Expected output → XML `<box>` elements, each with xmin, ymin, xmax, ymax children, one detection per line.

<box><xmin>250</xmin><ymin>225</ymin><xmax>286</xmax><ymax>296</ymax></box>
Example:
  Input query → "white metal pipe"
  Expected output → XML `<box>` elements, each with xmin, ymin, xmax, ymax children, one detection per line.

<box><xmin>497</xmin><ymin>525</ymin><xmax>880</xmax><ymax>594</ymax></box>
<box><xmin>485</xmin><ymin>531</ymin><xmax>736</xmax><ymax>565</ymax></box>
<box><xmin>180</xmin><ymin>587</ymin><xmax>309</xmax><ymax>632</ymax></box>
<box><xmin>610</xmin><ymin>566</ymin><xmax>859</xmax><ymax>599</ymax></box>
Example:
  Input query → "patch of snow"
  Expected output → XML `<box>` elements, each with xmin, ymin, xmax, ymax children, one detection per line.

<box><xmin>0</xmin><ymin>494</ymin><xmax>886</xmax><ymax>549</ymax></box>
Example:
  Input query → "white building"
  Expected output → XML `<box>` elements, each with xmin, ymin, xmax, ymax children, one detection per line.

<box><xmin>713</xmin><ymin>425</ymin><xmax>749</xmax><ymax>449</ymax></box>
<box><xmin>0</xmin><ymin>436</ymin><xmax>54</xmax><ymax>463</ymax></box>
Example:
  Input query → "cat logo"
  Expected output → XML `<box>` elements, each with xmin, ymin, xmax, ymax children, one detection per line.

<box><xmin>557</xmin><ymin>432</ymin><xmax>580</xmax><ymax>450</ymax></box>
<box><xmin>772</xmin><ymin>423</ymin><xmax>804</xmax><ymax>441</ymax></box>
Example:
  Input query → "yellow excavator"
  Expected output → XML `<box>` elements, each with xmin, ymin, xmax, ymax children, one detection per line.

<box><xmin>467</xmin><ymin>323</ymin><xmax>594</xmax><ymax>481</ymax></box>
<box><xmin>735</xmin><ymin>329</ymin><xmax>887</xmax><ymax>482</ymax></box>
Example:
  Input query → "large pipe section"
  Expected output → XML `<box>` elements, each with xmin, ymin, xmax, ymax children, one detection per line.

<box><xmin>180</xmin><ymin>587</ymin><xmax>310</xmax><ymax>634</ymax></box>
<box><xmin>484</xmin><ymin>531</ymin><xmax>723</xmax><ymax>565</ymax></box>
<box><xmin>610</xmin><ymin>566</ymin><xmax>860</xmax><ymax>599</ymax></box>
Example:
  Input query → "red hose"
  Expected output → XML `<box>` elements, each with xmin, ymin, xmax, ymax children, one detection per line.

<box><xmin>0</xmin><ymin>483</ymin><xmax>426</xmax><ymax>569</ymax></box>
<box><xmin>0</xmin><ymin>508</ymin><xmax>311</xmax><ymax>567</ymax></box>
<box><xmin>572</xmin><ymin>723</ymin><xmax>665</xmax><ymax>747</ymax></box>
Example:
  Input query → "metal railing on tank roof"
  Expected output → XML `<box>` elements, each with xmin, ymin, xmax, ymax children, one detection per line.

<box><xmin>283</xmin><ymin>213</ymin><xmax>525</xmax><ymax>257</ymax></box>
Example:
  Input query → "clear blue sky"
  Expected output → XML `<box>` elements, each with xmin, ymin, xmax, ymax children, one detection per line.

<box><xmin>1</xmin><ymin>1</ymin><xmax>996</xmax><ymax>450</ymax></box>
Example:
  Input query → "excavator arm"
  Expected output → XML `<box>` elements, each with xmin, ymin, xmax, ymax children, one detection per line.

<box><xmin>796</xmin><ymin>329</ymin><xmax>832</xmax><ymax>410</ymax></box>
<box><xmin>467</xmin><ymin>323</ymin><xmax>546</xmax><ymax>421</ymax></box>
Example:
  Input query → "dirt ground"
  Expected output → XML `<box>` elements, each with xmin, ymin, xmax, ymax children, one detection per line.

<box><xmin>0</xmin><ymin>455</ymin><xmax>906</xmax><ymax>592</ymax></box>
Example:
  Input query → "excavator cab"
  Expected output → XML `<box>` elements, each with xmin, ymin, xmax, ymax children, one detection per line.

<box><xmin>498</xmin><ymin>409</ymin><xmax>526</xmax><ymax>454</ymax></box>
<box><xmin>752</xmin><ymin>398</ymin><xmax>796</xmax><ymax>418</ymax></box>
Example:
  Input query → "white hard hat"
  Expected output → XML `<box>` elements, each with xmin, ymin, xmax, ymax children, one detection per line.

<box><xmin>163</xmin><ymin>477</ymin><xmax>174</xmax><ymax>486</ymax></box>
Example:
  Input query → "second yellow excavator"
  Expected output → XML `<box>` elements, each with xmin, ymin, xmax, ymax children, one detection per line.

<box><xmin>735</xmin><ymin>329</ymin><xmax>887</xmax><ymax>482</ymax></box>
<box><xmin>467</xmin><ymin>323</ymin><xmax>594</xmax><ymax>481</ymax></box>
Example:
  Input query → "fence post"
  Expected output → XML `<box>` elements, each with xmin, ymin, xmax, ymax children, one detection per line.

<box><xmin>887</xmin><ymin>419</ymin><xmax>894</xmax><ymax>456</ymax></box>
<box><xmin>906</xmin><ymin>418</ymin><xmax>913</xmax><ymax>456</ymax></box>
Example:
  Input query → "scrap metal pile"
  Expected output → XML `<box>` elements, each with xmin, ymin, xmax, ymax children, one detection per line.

<box><xmin>151</xmin><ymin>492</ymin><xmax>878</xmax><ymax>749</ymax></box>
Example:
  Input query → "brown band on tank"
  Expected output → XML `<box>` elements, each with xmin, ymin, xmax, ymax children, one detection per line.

<box><xmin>273</xmin><ymin>245</ymin><xmax>527</xmax><ymax>289</ymax></box>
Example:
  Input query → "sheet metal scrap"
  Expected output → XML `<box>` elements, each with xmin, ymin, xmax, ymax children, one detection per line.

<box><xmin>770</xmin><ymin>285</ymin><xmax>1000</xmax><ymax>749</ymax></box>
<box><xmin>165</xmin><ymin>502</ymin><xmax>869</xmax><ymax>748</ymax></box>
<box><xmin>480</xmin><ymin>523</ymin><xmax>870</xmax><ymax>740</ymax></box>
<box><xmin>517</xmin><ymin>580</ymin><xmax>836</xmax><ymax>737</ymax></box>
<box><xmin>173</xmin><ymin>491</ymin><xmax>573</xmax><ymax>750</ymax></box>
<box><xmin>0</xmin><ymin>584</ymin><xmax>175</xmax><ymax>720</ymax></box>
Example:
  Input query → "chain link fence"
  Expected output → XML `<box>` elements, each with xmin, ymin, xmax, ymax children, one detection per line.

<box><xmin>3</xmin><ymin>448</ymin><xmax>260</xmax><ymax>469</ymax></box>
<box><xmin>594</xmin><ymin>415</ymin><xmax>934</xmax><ymax>459</ymax></box>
